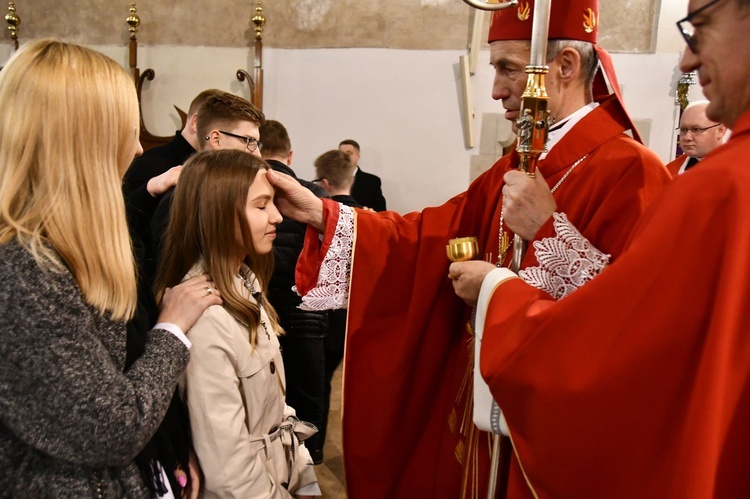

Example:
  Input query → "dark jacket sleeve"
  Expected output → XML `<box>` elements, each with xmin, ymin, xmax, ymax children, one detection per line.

<box><xmin>352</xmin><ymin>171</ymin><xmax>386</xmax><ymax>212</ymax></box>
<box><xmin>125</xmin><ymin>185</ymin><xmax>160</xmax><ymax>244</ymax></box>
<box><xmin>369</xmin><ymin>175</ymin><xmax>386</xmax><ymax>212</ymax></box>
<box><xmin>149</xmin><ymin>189</ymin><xmax>175</xmax><ymax>273</ymax></box>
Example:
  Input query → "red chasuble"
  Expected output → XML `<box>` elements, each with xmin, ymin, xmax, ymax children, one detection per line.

<box><xmin>300</xmin><ymin>96</ymin><xmax>670</xmax><ymax>498</ymax></box>
<box><xmin>480</xmin><ymin>109</ymin><xmax>750</xmax><ymax>498</ymax></box>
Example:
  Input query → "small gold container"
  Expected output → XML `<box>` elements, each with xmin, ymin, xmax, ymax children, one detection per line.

<box><xmin>446</xmin><ymin>236</ymin><xmax>479</xmax><ymax>262</ymax></box>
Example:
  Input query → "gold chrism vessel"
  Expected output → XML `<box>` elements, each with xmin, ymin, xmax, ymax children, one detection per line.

<box><xmin>446</xmin><ymin>237</ymin><xmax>479</xmax><ymax>262</ymax></box>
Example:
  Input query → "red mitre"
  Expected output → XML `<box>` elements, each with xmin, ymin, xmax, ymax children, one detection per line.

<box><xmin>487</xmin><ymin>0</ymin><xmax>643</xmax><ymax>143</ymax></box>
<box><xmin>488</xmin><ymin>0</ymin><xmax>599</xmax><ymax>44</ymax></box>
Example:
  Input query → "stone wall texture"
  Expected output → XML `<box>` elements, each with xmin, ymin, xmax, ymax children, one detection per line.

<box><xmin>4</xmin><ymin>0</ymin><xmax>658</xmax><ymax>52</ymax></box>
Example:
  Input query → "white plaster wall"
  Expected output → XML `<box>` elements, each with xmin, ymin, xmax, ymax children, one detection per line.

<box><xmin>657</xmin><ymin>0</ymin><xmax>690</xmax><ymax>53</ymax></box>
<box><xmin>265</xmin><ymin>48</ymin><xmax>471</xmax><ymax>215</ymax></box>
<box><xmin>0</xmin><ymin>0</ymin><xmax>703</xmax><ymax>215</ymax></box>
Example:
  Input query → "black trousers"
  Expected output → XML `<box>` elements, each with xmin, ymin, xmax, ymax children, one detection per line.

<box><xmin>279</xmin><ymin>327</ymin><xmax>327</xmax><ymax>459</ymax></box>
<box><xmin>317</xmin><ymin>309</ymin><xmax>347</xmax><ymax>454</ymax></box>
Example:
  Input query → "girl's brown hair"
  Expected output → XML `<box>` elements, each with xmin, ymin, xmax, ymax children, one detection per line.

<box><xmin>154</xmin><ymin>149</ymin><xmax>281</xmax><ymax>344</ymax></box>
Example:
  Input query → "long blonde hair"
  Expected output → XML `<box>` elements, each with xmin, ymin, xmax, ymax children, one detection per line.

<box><xmin>0</xmin><ymin>39</ymin><xmax>139</xmax><ymax>321</ymax></box>
<box><xmin>154</xmin><ymin>150</ymin><xmax>281</xmax><ymax>345</ymax></box>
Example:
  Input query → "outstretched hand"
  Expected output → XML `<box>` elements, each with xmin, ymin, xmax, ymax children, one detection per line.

<box><xmin>448</xmin><ymin>260</ymin><xmax>496</xmax><ymax>307</ymax></box>
<box><xmin>502</xmin><ymin>169</ymin><xmax>556</xmax><ymax>240</ymax></box>
<box><xmin>266</xmin><ymin>169</ymin><xmax>325</xmax><ymax>231</ymax></box>
<box><xmin>158</xmin><ymin>274</ymin><xmax>222</xmax><ymax>333</ymax></box>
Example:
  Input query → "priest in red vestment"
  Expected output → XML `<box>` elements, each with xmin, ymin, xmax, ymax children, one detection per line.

<box><xmin>667</xmin><ymin>100</ymin><xmax>727</xmax><ymax>177</ymax></box>
<box><xmin>269</xmin><ymin>1</ymin><xmax>670</xmax><ymax>497</ymax></box>
<box><xmin>446</xmin><ymin>0</ymin><xmax>750</xmax><ymax>496</ymax></box>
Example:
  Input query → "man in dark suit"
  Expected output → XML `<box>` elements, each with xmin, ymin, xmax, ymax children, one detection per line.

<box><xmin>339</xmin><ymin>139</ymin><xmax>387</xmax><ymax>211</ymax></box>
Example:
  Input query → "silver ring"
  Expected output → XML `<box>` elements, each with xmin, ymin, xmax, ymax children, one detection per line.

<box><xmin>205</xmin><ymin>286</ymin><xmax>213</xmax><ymax>296</ymax></box>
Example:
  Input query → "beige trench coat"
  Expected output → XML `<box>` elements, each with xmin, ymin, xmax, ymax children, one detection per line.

<box><xmin>180</xmin><ymin>265</ymin><xmax>318</xmax><ymax>498</ymax></box>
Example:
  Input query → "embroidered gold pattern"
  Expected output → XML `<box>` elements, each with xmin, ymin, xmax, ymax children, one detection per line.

<box><xmin>497</xmin><ymin>221</ymin><xmax>510</xmax><ymax>267</ymax></box>
<box><xmin>455</xmin><ymin>438</ymin><xmax>465</xmax><ymax>466</ymax></box>
<box><xmin>517</xmin><ymin>1</ymin><xmax>530</xmax><ymax>21</ymax></box>
<box><xmin>583</xmin><ymin>7</ymin><xmax>597</xmax><ymax>34</ymax></box>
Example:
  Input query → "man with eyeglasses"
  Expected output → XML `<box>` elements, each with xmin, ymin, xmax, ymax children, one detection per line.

<box><xmin>196</xmin><ymin>93</ymin><xmax>265</xmax><ymax>156</ymax></box>
<box><xmin>667</xmin><ymin>99</ymin><xmax>727</xmax><ymax>176</ymax></box>
<box><xmin>442</xmin><ymin>0</ymin><xmax>750</xmax><ymax>496</ymax></box>
<box><xmin>150</xmin><ymin>92</ymin><xmax>266</xmax><ymax>266</ymax></box>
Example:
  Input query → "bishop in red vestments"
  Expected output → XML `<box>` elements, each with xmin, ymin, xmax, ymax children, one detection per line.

<box><xmin>272</xmin><ymin>1</ymin><xmax>671</xmax><ymax>497</ymax></box>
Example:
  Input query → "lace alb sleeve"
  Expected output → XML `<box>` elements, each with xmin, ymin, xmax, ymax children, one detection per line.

<box><xmin>296</xmin><ymin>205</ymin><xmax>355</xmax><ymax>311</ymax></box>
<box><xmin>519</xmin><ymin>212</ymin><xmax>610</xmax><ymax>300</ymax></box>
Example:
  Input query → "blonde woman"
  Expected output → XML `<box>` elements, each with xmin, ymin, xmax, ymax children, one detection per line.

<box><xmin>0</xmin><ymin>39</ymin><xmax>221</xmax><ymax>498</ymax></box>
<box><xmin>155</xmin><ymin>150</ymin><xmax>320</xmax><ymax>498</ymax></box>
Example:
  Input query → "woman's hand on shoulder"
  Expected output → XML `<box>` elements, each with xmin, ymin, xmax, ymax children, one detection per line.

<box><xmin>158</xmin><ymin>274</ymin><xmax>222</xmax><ymax>333</ymax></box>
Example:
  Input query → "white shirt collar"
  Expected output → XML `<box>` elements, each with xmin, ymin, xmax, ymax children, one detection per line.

<box><xmin>540</xmin><ymin>102</ymin><xmax>599</xmax><ymax>160</ymax></box>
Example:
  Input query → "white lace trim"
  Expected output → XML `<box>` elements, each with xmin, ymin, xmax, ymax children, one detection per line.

<box><xmin>519</xmin><ymin>212</ymin><xmax>610</xmax><ymax>300</ymax></box>
<box><xmin>296</xmin><ymin>204</ymin><xmax>355</xmax><ymax>311</ymax></box>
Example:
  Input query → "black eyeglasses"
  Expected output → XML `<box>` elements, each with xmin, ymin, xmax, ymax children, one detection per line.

<box><xmin>676</xmin><ymin>0</ymin><xmax>723</xmax><ymax>53</ymax></box>
<box><xmin>676</xmin><ymin>123</ymin><xmax>721</xmax><ymax>135</ymax></box>
<box><xmin>217</xmin><ymin>130</ymin><xmax>262</xmax><ymax>153</ymax></box>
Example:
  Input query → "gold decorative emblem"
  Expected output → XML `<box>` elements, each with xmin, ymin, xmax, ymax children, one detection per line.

<box><xmin>583</xmin><ymin>7</ymin><xmax>597</xmax><ymax>34</ymax></box>
<box><xmin>498</xmin><ymin>230</ymin><xmax>510</xmax><ymax>266</ymax></box>
<box><xmin>517</xmin><ymin>1</ymin><xmax>530</xmax><ymax>21</ymax></box>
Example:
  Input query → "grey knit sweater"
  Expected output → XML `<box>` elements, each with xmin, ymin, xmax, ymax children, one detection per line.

<box><xmin>0</xmin><ymin>241</ymin><xmax>189</xmax><ymax>498</ymax></box>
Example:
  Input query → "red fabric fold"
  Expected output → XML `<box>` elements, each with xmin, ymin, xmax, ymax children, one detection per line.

<box><xmin>593</xmin><ymin>45</ymin><xmax>643</xmax><ymax>144</ymax></box>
